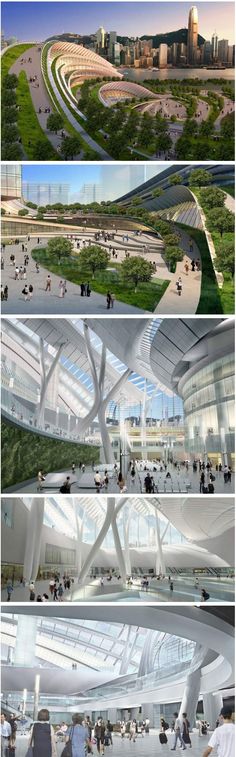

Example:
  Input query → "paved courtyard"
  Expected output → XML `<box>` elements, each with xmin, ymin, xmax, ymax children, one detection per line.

<box><xmin>10</xmin><ymin>729</ymin><xmax>212</xmax><ymax>757</ymax></box>
<box><xmin>3</xmin><ymin>462</ymin><xmax>234</xmax><ymax>494</ymax></box>
<box><xmin>1</xmin><ymin>222</ymin><xmax>202</xmax><ymax>314</ymax></box>
<box><xmin>2</xmin><ymin>574</ymin><xmax>234</xmax><ymax>604</ymax></box>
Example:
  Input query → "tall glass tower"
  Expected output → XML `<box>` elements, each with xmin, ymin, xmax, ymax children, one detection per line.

<box><xmin>1</xmin><ymin>164</ymin><xmax>22</xmax><ymax>200</ymax></box>
<box><xmin>187</xmin><ymin>6</ymin><xmax>198</xmax><ymax>64</ymax></box>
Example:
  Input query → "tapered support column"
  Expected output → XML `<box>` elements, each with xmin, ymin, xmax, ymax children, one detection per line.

<box><xmin>73</xmin><ymin>499</ymin><xmax>84</xmax><ymax>574</ymax></box>
<box><xmin>155</xmin><ymin>512</ymin><xmax>166</xmax><ymax>574</ymax></box>
<box><xmin>202</xmin><ymin>693</ymin><xmax>223</xmax><ymax>729</ymax></box>
<box><xmin>111</xmin><ymin>514</ymin><xmax>127</xmax><ymax>582</ymax></box>
<box><xmin>78</xmin><ymin>498</ymin><xmax>116</xmax><ymax>584</ymax></box>
<box><xmin>123</xmin><ymin>507</ymin><xmax>132</xmax><ymax>575</ymax></box>
<box><xmin>179</xmin><ymin>644</ymin><xmax>207</xmax><ymax>728</ymax></box>
<box><xmin>23</xmin><ymin>498</ymin><xmax>45</xmax><ymax>582</ymax></box>
<box><xmin>33</xmin><ymin>674</ymin><xmax>40</xmax><ymax>721</ymax></box>
<box><xmin>38</xmin><ymin>339</ymin><xmax>65</xmax><ymax>425</ymax></box>
<box><xmin>14</xmin><ymin>616</ymin><xmax>37</xmax><ymax>666</ymax></box>
<box><xmin>84</xmin><ymin>322</ymin><xmax>131</xmax><ymax>464</ymax></box>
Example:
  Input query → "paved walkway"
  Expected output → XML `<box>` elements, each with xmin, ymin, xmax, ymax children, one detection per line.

<box><xmin>11</xmin><ymin>44</ymin><xmax>114</xmax><ymax>160</ymax></box>
<box><xmin>1</xmin><ymin>237</ymin><xmax>143</xmax><ymax>314</ymax></box>
<box><xmin>155</xmin><ymin>226</ymin><xmax>201</xmax><ymax>314</ymax></box>
<box><xmin>1</xmin><ymin>224</ymin><xmax>201</xmax><ymax>314</ymax></box>
<box><xmin>214</xmin><ymin>95</ymin><xmax>235</xmax><ymax>130</ymax></box>
<box><xmin>2</xmin><ymin>574</ymin><xmax>234</xmax><ymax>604</ymax></box>
<box><xmin>10</xmin><ymin>46</ymin><xmax>83</xmax><ymax>159</ymax></box>
<box><xmin>3</xmin><ymin>462</ymin><xmax>234</xmax><ymax>494</ymax></box>
<box><xmin>224</xmin><ymin>191</ymin><xmax>235</xmax><ymax>213</ymax></box>
<box><xmin>5</xmin><ymin>731</ymin><xmax>212</xmax><ymax>757</ymax></box>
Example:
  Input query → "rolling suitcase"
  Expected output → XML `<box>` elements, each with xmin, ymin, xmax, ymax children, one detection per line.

<box><xmin>159</xmin><ymin>733</ymin><xmax>168</xmax><ymax>744</ymax></box>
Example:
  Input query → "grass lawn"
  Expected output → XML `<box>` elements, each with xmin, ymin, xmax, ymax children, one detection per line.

<box><xmin>174</xmin><ymin>221</ymin><xmax>223</xmax><ymax>314</ymax></box>
<box><xmin>31</xmin><ymin>248</ymin><xmax>169</xmax><ymax>311</ymax></box>
<box><xmin>194</xmin><ymin>187</ymin><xmax>234</xmax><ymax>313</ymax></box>
<box><xmin>223</xmin><ymin>184</ymin><xmax>235</xmax><ymax>198</ymax></box>
<box><xmin>16</xmin><ymin>71</ymin><xmax>58</xmax><ymax>159</ymax></box>
<box><xmin>1</xmin><ymin>43</ymin><xmax>33</xmax><ymax>79</ymax></box>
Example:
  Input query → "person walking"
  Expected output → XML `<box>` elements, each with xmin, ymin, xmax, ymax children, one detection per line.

<box><xmin>45</xmin><ymin>275</ymin><xmax>51</xmax><ymax>292</ymax></box>
<box><xmin>7</xmin><ymin>581</ymin><xmax>13</xmax><ymax>601</ymax></box>
<box><xmin>106</xmin><ymin>291</ymin><xmax>111</xmax><ymax>309</ymax></box>
<box><xmin>202</xmin><ymin>706</ymin><xmax>235</xmax><ymax>757</ymax></box>
<box><xmin>94</xmin><ymin>718</ymin><xmax>105</xmax><ymax>755</ymax></box>
<box><xmin>184</xmin><ymin>261</ymin><xmax>189</xmax><ymax>275</ymax></box>
<box><xmin>171</xmin><ymin>713</ymin><xmax>186</xmax><ymax>750</ymax></box>
<box><xmin>182</xmin><ymin>713</ymin><xmax>192</xmax><ymax>748</ymax></box>
<box><xmin>176</xmin><ymin>277</ymin><xmax>182</xmax><ymax>296</ymax></box>
<box><xmin>1</xmin><ymin>714</ymin><xmax>12</xmax><ymax>756</ymax></box>
<box><xmin>29</xmin><ymin>283</ymin><xmax>33</xmax><ymax>300</ymax></box>
<box><xmin>28</xmin><ymin>708</ymin><xmax>57</xmax><ymax>757</ymax></box>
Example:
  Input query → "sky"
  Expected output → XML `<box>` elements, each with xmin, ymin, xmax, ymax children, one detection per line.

<box><xmin>22</xmin><ymin>164</ymin><xmax>164</xmax><ymax>201</ymax></box>
<box><xmin>2</xmin><ymin>2</ymin><xmax>235</xmax><ymax>44</ymax></box>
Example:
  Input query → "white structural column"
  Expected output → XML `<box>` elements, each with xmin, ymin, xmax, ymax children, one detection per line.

<box><xmin>155</xmin><ymin>511</ymin><xmax>166</xmax><ymax>574</ymax></box>
<box><xmin>111</xmin><ymin>513</ymin><xmax>127</xmax><ymax>582</ymax></box>
<box><xmin>202</xmin><ymin>693</ymin><xmax>223</xmax><ymax>729</ymax></box>
<box><xmin>38</xmin><ymin>338</ymin><xmax>65</xmax><ymax>425</ymax></box>
<box><xmin>33</xmin><ymin>674</ymin><xmax>40</xmax><ymax>721</ymax></box>
<box><xmin>78</xmin><ymin>497</ymin><xmax>116</xmax><ymax>584</ymax></box>
<box><xmin>77</xmin><ymin>497</ymin><xmax>127</xmax><ymax>584</ymax></box>
<box><xmin>83</xmin><ymin>323</ymin><xmax>132</xmax><ymax>464</ymax></box>
<box><xmin>73</xmin><ymin>499</ymin><xmax>84</xmax><ymax>574</ymax></box>
<box><xmin>123</xmin><ymin>506</ymin><xmax>132</xmax><ymax>575</ymax></box>
<box><xmin>120</xmin><ymin>625</ymin><xmax>140</xmax><ymax>675</ymax></box>
<box><xmin>179</xmin><ymin>644</ymin><xmax>207</xmax><ymax>727</ymax></box>
<box><xmin>14</xmin><ymin>616</ymin><xmax>37</xmax><ymax>666</ymax></box>
<box><xmin>23</xmin><ymin>498</ymin><xmax>45</xmax><ymax>582</ymax></box>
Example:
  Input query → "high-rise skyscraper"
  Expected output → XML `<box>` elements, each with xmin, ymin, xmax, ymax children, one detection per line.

<box><xmin>108</xmin><ymin>30</ymin><xmax>117</xmax><ymax>61</ymax></box>
<box><xmin>96</xmin><ymin>26</ymin><xmax>106</xmax><ymax>51</ymax></box>
<box><xmin>218</xmin><ymin>39</ymin><xmax>229</xmax><ymax>64</ymax></box>
<box><xmin>159</xmin><ymin>43</ymin><xmax>168</xmax><ymax>68</ymax></box>
<box><xmin>187</xmin><ymin>6</ymin><xmax>198</xmax><ymax>64</ymax></box>
<box><xmin>211</xmin><ymin>33</ymin><xmax>218</xmax><ymax>61</ymax></box>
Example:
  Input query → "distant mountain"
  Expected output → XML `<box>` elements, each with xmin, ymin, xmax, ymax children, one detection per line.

<box><xmin>117</xmin><ymin>29</ymin><xmax>205</xmax><ymax>47</ymax></box>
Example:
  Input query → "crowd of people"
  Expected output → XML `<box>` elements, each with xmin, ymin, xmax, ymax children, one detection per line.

<box><xmin>1</xmin><ymin>705</ymin><xmax>234</xmax><ymax>757</ymax></box>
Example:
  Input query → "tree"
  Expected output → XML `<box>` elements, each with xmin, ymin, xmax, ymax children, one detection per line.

<box><xmin>169</xmin><ymin>173</ymin><xmax>182</xmax><ymax>186</ymax></box>
<box><xmin>131</xmin><ymin>197</ymin><xmax>142</xmax><ymax>206</ymax></box>
<box><xmin>183</xmin><ymin>118</ymin><xmax>198</xmax><ymax>137</ymax></box>
<box><xmin>139</xmin><ymin>113</ymin><xmax>154</xmax><ymax>148</ymax></box>
<box><xmin>26</xmin><ymin>201</ymin><xmax>38</xmax><ymax>209</ymax></box>
<box><xmin>220</xmin><ymin>113</ymin><xmax>234</xmax><ymax>140</ymax></box>
<box><xmin>31</xmin><ymin>140</ymin><xmax>56</xmax><ymax>159</ymax></box>
<box><xmin>1</xmin><ymin>106</ymin><xmax>17</xmax><ymax>123</ymax></box>
<box><xmin>156</xmin><ymin>133</ymin><xmax>172</xmax><ymax>154</ymax></box>
<box><xmin>1</xmin><ymin>143</ymin><xmax>23</xmax><ymax>160</ymax></box>
<box><xmin>164</xmin><ymin>233</ymin><xmax>180</xmax><ymax>246</ymax></box>
<box><xmin>154</xmin><ymin>219</ymin><xmax>171</xmax><ymax>237</ymax></box>
<box><xmin>46</xmin><ymin>237</ymin><xmax>73</xmax><ymax>263</ymax></box>
<box><xmin>2</xmin><ymin>124</ymin><xmax>19</xmax><ymax>143</ymax></box>
<box><xmin>207</xmin><ymin>207</ymin><xmax>234</xmax><ymax>238</ymax></box>
<box><xmin>78</xmin><ymin>245</ymin><xmax>110</xmax><ymax>278</ymax></box>
<box><xmin>60</xmin><ymin>136</ymin><xmax>82</xmax><ymax>160</ymax></box>
<box><xmin>121</xmin><ymin>256</ymin><xmax>153</xmax><ymax>292</ymax></box>
<box><xmin>1</xmin><ymin>209</ymin><xmax>6</xmax><ymax>215</ymax></box>
<box><xmin>3</xmin><ymin>73</ymin><xmax>18</xmax><ymax>89</ymax></box>
<box><xmin>1</xmin><ymin>89</ymin><xmax>17</xmax><ymax>107</ymax></box>
<box><xmin>215</xmin><ymin>241</ymin><xmax>234</xmax><ymax>278</ymax></box>
<box><xmin>152</xmin><ymin>188</ymin><xmax>164</xmax><ymax>198</ymax></box>
<box><xmin>164</xmin><ymin>245</ymin><xmax>184</xmax><ymax>271</ymax></box>
<box><xmin>47</xmin><ymin>112</ymin><xmax>64</xmax><ymax>133</ymax></box>
<box><xmin>199</xmin><ymin>187</ymin><xmax>225</xmax><ymax>210</ymax></box>
<box><xmin>18</xmin><ymin>209</ymin><xmax>29</xmax><ymax>216</ymax></box>
<box><xmin>189</xmin><ymin>168</ymin><xmax>212</xmax><ymax>187</ymax></box>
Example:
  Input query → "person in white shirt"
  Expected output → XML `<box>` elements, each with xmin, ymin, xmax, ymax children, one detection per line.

<box><xmin>1</xmin><ymin>714</ymin><xmax>12</xmax><ymax>756</ymax></box>
<box><xmin>171</xmin><ymin>712</ymin><xmax>186</xmax><ymax>750</ymax></box>
<box><xmin>203</xmin><ymin>707</ymin><xmax>235</xmax><ymax>757</ymax></box>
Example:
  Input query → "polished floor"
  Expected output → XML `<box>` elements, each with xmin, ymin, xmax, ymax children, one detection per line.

<box><xmin>2</xmin><ymin>575</ymin><xmax>234</xmax><ymax>604</ymax></box>
<box><xmin>4</xmin><ymin>464</ymin><xmax>234</xmax><ymax>494</ymax></box>
<box><xmin>11</xmin><ymin>730</ymin><xmax>211</xmax><ymax>757</ymax></box>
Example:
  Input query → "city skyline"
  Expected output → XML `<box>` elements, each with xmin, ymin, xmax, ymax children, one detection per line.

<box><xmin>2</xmin><ymin>2</ymin><xmax>235</xmax><ymax>45</ymax></box>
<box><xmin>20</xmin><ymin>164</ymin><xmax>163</xmax><ymax>202</ymax></box>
